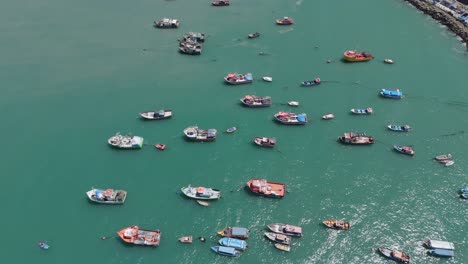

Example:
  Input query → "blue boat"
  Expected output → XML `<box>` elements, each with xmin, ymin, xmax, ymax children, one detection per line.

<box><xmin>301</xmin><ymin>77</ymin><xmax>321</xmax><ymax>86</ymax></box>
<box><xmin>388</xmin><ymin>125</ymin><xmax>411</xmax><ymax>132</ymax></box>
<box><xmin>226</xmin><ymin>127</ymin><xmax>237</xmax><ymax>133</ymax></box>
<box><xmin>350</xmin><ymin>107</ymin><xmax>373</xmax><ymax>115</ymax></box>
<box><xmin>393</xmin><ymin>145</ymin><xmax>415</xmax><ymax>156</ymax></box>
<box><xmin>380</xmin><ymin>89</ymin><xmax>403</xmax><ymax>99</ymax></box>
<box><xmin>428</xmin><ymin>249</ymin><xmax>454</xmax><ymax>258</ymax></box>
<box><xmin>38</xmin><ymin>242</ymin><xmax>49</xmax><ymax>250</ymax></box>
<box><xmin>211</xmin><ymin>246</ymin><xmax>240</xmax><ymax>257</ymax></box>
<box><xmin>218</xmin><ymin>237</ymin><xmax>248</xmax><ymax>250</ymax></box>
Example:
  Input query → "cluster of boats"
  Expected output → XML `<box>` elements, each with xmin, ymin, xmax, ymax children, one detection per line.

<box><xmin>434</xmin><ymin>153</ymin><xmax>455</xmax><ymax>167</ymax></box>
<box><xmin>179</xmin><ymin>32</ymin><xmax>205</xmax><ymax>55</ymax></box>
<box><xmin>377</xmin><ymin>239</ymin><xmax>455</xmax><ymax>262</ymax></box>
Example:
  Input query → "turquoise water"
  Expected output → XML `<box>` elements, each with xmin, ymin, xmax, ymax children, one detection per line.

<box><xmin>0</xmin><ymin>0</ymin><xmax>467</xmax><ymax>263</ymax></box>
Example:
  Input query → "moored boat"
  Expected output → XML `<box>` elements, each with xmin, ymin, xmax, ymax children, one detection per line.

<box><xmin>322</xmin><ymin>113</ymin><xmax>334</xmax><ymax>120</ymax></box>
<box><xmin>393</xmin><ymin>145</ymin><xmax>415</xmax><ymax>156</ymax></box>
<box><xmin>86</xmin><ymin>188</ymin><xmax>127</xmax><ymax>204</ymax></box>
<box><xmin>183</xmin><ymin>126</ymin><xmax>217</xmax><ymax>141</ymax></box>
<box><xmin>38</xmin><ymin>242</ymin><xmax>49</xmax><ymax>250</ymax></box>
<box><xmin>428</xmin><ymin>249</ymin><xmax>454</xmax><ymax>258</ymax></box>
<box><xmin>276</xmin><ymin>17</ymin><xmax>293</xmax><ymax>25</ymax></box>
<box><xmin>253</xmin><ymin>137</ymin><xmax>276</xmax><ymax>148</ymax></box>
<box><xmin>274</xmin><ymin>243</ymin><xmax>291</xmax><ymax>252</ymax></box>
<box><xmin>139</xmin><ymin>110</ymin><xmax>172</xmax><ymax>120</ymax></box>
<box><xmin>224</xmin><ymin>73</ymin><xmax>253</xmax><ymax>85</ymax></box>
<box><xmin>181</xmin><ymin>185</ymin><xmax>221</xmax><ymax>200</ymax></box>
<box><xmin>434</xmin><ymin>154</ymin><xmax>452</xmax><ymax>161</ymax></box>
<box><xmin>301</xmin><ymin>78</ymin><xmax>321</xmax><ymax>86</ymax></box>
<box><xmin>264</xmin><ymin>232</ymin><xmax>291</xmax><ymax>245</ymax></box>
<box><xmin>343</xmin><ymin>50</ymin><xmax>373</xmax><ymax>62</ymax></box>
<box><xmin>380</xmin><ymin>89</ymin><xmax>403</xmax><ymax>99</ymax></box>
<box><xmin>226</xmin><ymin>127</ymin><xmax>237</xmax><ymax>133</ymax></box>
<box><xmin>183</xmin><ymin>32</ymin><xmax>205</xmax><ymax>42</ymax></box>
<box><xmin>154</xmin><ymin>18</ymin><xmax>180</xmax><ymax>28</ymax></box>
<box><xmin>108</xmin><ymin>133</ymin><xmax>144</xmax><ymax>149</ymax></box>
<box><xmin>117</xmin><ymin>226</ymin><xmax>161</xmax><ymax>247</ymax></box>
<box><xmin>178</xmin><ymin>236</ymin><xmax>192</xmax><ymax>243</ymax></box>
<box><xmin>350</xmin><ymin>107</ymin><xmax>373</xmax><ymax>115</ymax></box>
<box><xmin>384</xmin><ymin>58</ymin><xmax>394</xmax><ymax>64</ymax></box>
<box><xmin>322</xmin><ymin>220</ymin><xmax>350</xmax><ymax>230</ymax></box>
<box><xmin>217</xmin><ymin>227</ymin><xmax>250</xmax><ymax>240</ymax></box>
<box><xmin>246</xmin><ymin>179</ymin><xmax>285</xmax><ymax>198</ymax></box>
<box><xmin>388</xmin><ymin>125</ymin><xmax>411</xmax><ymax>132</ymax></box>
<box><xmin>274</xmin><ymin>112</ymin><xmax>307</xmax><ymax>125</ymax></box>
<box><xmin>267</xmin><ymin>224</ymin><xmax>302</xmax><ymax>237</ymax></box>
<box><xmin>378</xmin><ymin>247</ymin><xmax>410</xmax><ymax>263</ymax></box>
<box><xmin>211</xmin><ymin>246</ymin><xmax>240</xmax><ymax>257</ymax></box>
<box><xmin>262</xmin><ymin>76</ymin><xmax>272</xmax><ymax>82</ymax></box>
<box><xmin>240</xmin><ymin>95</ymin><xmax>271</xmax><ymax>107</ymax></box>
<box><xmin>288</xmin><ymin>101</ymin><xmax>299</xmax><ymax>106</ymax></box>
<box><xmin>212</xmin><ymin>0</ymin><xmax>230</xmax><ymax>6</ymax></box>
<box><xmin>248</xmin><ymin>32</ymin><xmax>260</xmax><ymax>39</ymax></box>
<box><xmin>218</xmin><ymin>237</ymin><xmax>248</xmax><ymax>251</ymax></box>
<box><xmin>424</xmin><ymin>239</ymin><xmax>455</xmax><ymax>250</ymax></box>
<box><xmin>338</xmin><ymin>132</ymin><xmax>374</xmax><ymax>145</ymax></box>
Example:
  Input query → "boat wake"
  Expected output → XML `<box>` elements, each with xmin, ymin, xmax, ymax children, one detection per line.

<box><xmin>278</xmin><ymin>28</ymin><xmax>294</xmax><ymax>34</ymax></box>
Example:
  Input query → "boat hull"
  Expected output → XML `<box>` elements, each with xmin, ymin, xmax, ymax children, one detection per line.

<box><xmin>181</xmin><ymin>186</ymin><xmax>221</xmax><ymax>200</ymax></box>
<box><xmin>86</xmin><ymin>189</ymin><xmax>127</xmax><ymax>204</ymax></box>
<box><xmin>378</xmin><ymin>247</ymin><xmax>410</xmax><ymax>263</ymax></box>
<box><xmin>264</xmin><ymin>232</ymin><xmax>291</xmax><ymax>245</ymax></box>
<box><xmin>139</xmin><ymin>110</ymin><xmax>172</xmax><ymax>120</ymax></box>
<box><xmin>267</xmin><ymin>224</ymin><xmax>302</xmax><ymax>237</ymax></box>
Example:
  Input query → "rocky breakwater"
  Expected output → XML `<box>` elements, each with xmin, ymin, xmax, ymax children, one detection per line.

<box><xmin>404</xmin><ymin>0</ymin><xmax>468</xmax><ymax>49</ymax></box>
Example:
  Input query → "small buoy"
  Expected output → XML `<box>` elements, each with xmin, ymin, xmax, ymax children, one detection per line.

<box><xmin>199</xmin><ymin>236</ymin><xmax>206</xmax><ymax>242</ymax></box>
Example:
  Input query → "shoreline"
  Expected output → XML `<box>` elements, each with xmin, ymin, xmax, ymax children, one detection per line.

<box><xmin>404</xmin><ymin>0</ymin><xmax>468</xmax><ymax>50</ymax></box>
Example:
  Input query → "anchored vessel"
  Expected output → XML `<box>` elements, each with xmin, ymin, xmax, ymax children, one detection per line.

<box><xmin>224</xmin><ymin>73</ymin><xmax>253</xmax><ymax>85</ymax></box>
<box><xmin>181</xmin><ymin>185</ymin><xmax>221</xmax><ymax>200</ymax></box>
<box><xmin>117</xmin><ymin>226</ymin><xmax>161</xmax><ymax>247</ymax></box>
<box><xmin>378</xmin><ymin>247</ymin><xmax>410</xmax><ymax>263</ymax></box>
<box><xmin>274</xmin><ymin>112</ymin><xmax>307</xmax><ymax>125</ymax></box>
<box><xmin>343</xmin><ymin>50</ymin><xmax>373</xmax><ymax>62</ymax></box>
<box><xmin>108</xmin><ymin>133</ymin><xmax>144</xmax><ymax>149</ymax></box>
<box><xmin>246</xmin><ymin>179</ymin><xmax>285</xmax><ymax>198</ymax></box>
<box><xmin>86</xmin><ymin>188</ymin><xmax>127</xmax><ymax>204</ymax></box>
<box><xmin>139</xmin><ymin>110</ymin><xmax>172</xmax><ymax>120</ymax></box>
<box><xmin>183</xmin><ymin>126</ymin><xmax>217</xmax><ymax>141</ymax></box>
<box><xmin>338</xmin><ymin>132</ymin><xmax>374</xmax><ymax>145</ymax></box>
<box><xmin>154</xmin><ymin>18</ymin><xmax>180</xmax><ymax>28</ymax></box>
<box><xmin>240</xmin><ymin>95</ymin><xmax>271</xmax><ymax>107</ymax></box>
<box><xmin>217</xmin><ymin>227</ymin><xmax>250</xmax><ymax>240</ymax></box>
<box><xmin>267</xmin><ymin>224</ymin><xmax>302</xmax><ymax>237</ymax></box>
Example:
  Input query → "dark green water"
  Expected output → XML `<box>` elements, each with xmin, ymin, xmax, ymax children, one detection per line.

<box><xmin>1</xmin><ymin>0</ymin><xmax>467</xmax><ymax>263</ymax></box>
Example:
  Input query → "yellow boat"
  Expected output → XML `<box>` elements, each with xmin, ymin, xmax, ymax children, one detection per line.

<box><xmin>343</xmin><ymin>50</ymin><xmax>373</xmax><ymax>62</ymax></box>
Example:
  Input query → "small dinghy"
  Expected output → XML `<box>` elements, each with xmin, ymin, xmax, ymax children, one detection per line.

<box><xmin>139</xmin><ymin>110</ymin><xmax>172</xmax><ymax>120</ymax></box>
<box><xmin>322</xmin><ymin>113</ymin><xmax>334</xmax><ymax>120</ymax></box>
<box><xmin>86</xmin><ymin>188</ymin><xmax>127</xmax><ymax>204</ymax></box>
<box><xmin>384</xmin><ymin>58</ymin><xmax>394</xmax><ymax>64</ymax></box>
<box><xmin>378</xmin><ymin>247</ymin><xmax>410</xmax><ymax>263</ymax></box>
<box><xmin>428</xmin><ymin>248</ymin><xmax>454</xmax><ymax>258</ymax></box>
<box><xmin>226</xmin><ymin>127</ymin><xmax>237</xmax><ymax>133</ymax></box>
<box><xmin>262</xmin><ymin>76</ymin><xmax>272</xmax><ymax>82</ymax></box>
<box><xmin>287</xmin><ymin>101</ymin><xmax>299</xmax><ymax>106</ymax></box>
<box><xmin>178</xmin><ymin>236</ymin><xmax>193</xmax><ymax>243</ymax></box>
<box><xmin>155</xmin><ymin>144</ymin><xmax>166</xmax><ymax>150</ymax></box>
<box><xmin>196</xmin><ymin>200</ymin><xmax>210</xmax><ymax>206</ymax></box>
<box><xmin>274</xmin><ymin>243</ymin><xmax>291</xmax><ymax>252</ymax></box>
<box><xmin>211</xmin><ymin>246</ymin><xmax>240</xmax><ymax>257</ymax></box>
<box><xmin>264</xmin><ymin>232</ymin><xmax>291</xmax><ymax>245</ymax></box>
<box><xmin>434</xmin><ymin>154</ymin><xmax>451</xmax><ymax>161</ymax></box>
<box><xmin>301</xmin><ymin>77</ymin><xmax>321</xmax><ymax>86</ymax></box>
<box><xmin>322</xmin><ymin>220</ymin><xmax>350</xmax><ymax>230</ymax></box>
<box><xmin>388</xmin><ymin>125</ymin><xmax>411</xmax><ymax>132</ymax></box>
<box><xmin>38</xmin><ymin>242</ymin><xmax>49</xmax><ymax>250</ymax></box>
<box><xmin>393</xmin><ymin>145</ymin><xmax>415</xmax><ymax>156</ymax></box>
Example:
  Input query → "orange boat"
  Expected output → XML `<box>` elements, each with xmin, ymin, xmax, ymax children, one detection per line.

<box><xmin>322</xmin><ymin>220</ymin><xmax>350</xmax><ymax>230</ymax></box>
<box><xmin>246</xmin><ymin>179</ymin><xmax>285</xmax><ymax>198</ymax></box>
<box><xmin>343</xmin><ymin>50</ymin><xmax>373</xmax><ymax>62</ymax></box>
<box><xmin>117</xmin><ymin>226</ymin><xmax>161</xmax><ymax>247</ymax></box>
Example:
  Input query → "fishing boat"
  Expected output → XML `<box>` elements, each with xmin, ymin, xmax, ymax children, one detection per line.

<box><xmin>274</xmin><ymin>243</ymin><xmax>291</xmax><ymax>252</ymax></box>
<box><xmin>212</xmin><ymin>0</ymin><xmax>230</xmax><ymax>6</ymax></box>
<box><xmin>380</xmin><ymin>89</ymin><xmax>403</xmax><ymax>99</ymax></box>
<box><xmin>276</xmin><ymin>17</ymin><xmax>294</xmax><ymax>25</ymax></box>
<box><xmin>264</xmin><ymin>232</ymin><xmax>291</xmax><ymax>245</ymax></box>
<box><xmin>248</xmin><ymin>32</ymin><xmax>260</xmax><ymax>39</ymax></box>
<box><xmin>350</xmin><ymin>107</ymin><xmax>373</xmax><ymax>115</ymax></box>
<box><xmin>384</xmin><ymin>58</ymin><xmax>394</xmax><ymax>64</ymax></box>
<box><xmin>155</xmin><ymin>144</ymin><xmax>166</xmax><ymax>150</ymax></box>
<box><xmin>428</xmin><ymin>249</ymin><xmax>454</xmax><ymax>258</ymax></box>
<box><xmin>301</xmin><ymin>78</ymin><xmax>321</xmax><ymax>86</ymax></box>
<box><xmin>179</xmin><ymin>46</ymin><xmax>202</xmax><ymax>55</ymax></box>
<box><xmin>434</xmin><ymin>154</ymin><xmax>452</xmax><ymax>161</ymax></box>
<box><xmin>274</xmin><ymin>112</ymin><xmax>307</xmax><ymax>125</ymax></box>
<box><xmin>196</xmin><ymin>200</ymin><xmax>210</xmax><ymax>206</ymax></box>
<box><xmin>393</xmin><ymin>145</ymin><xmax>415</xmax><ymax>156</ymax></box>
<box><xmin>86</xmin><ymin>188</ymin><xmax>127</xmax><ymax>204</ymax></box>
<box><xmin>288</xmin><ymin>101</ymin><xmax>299</xmax><ymax>106</ymax></box>
<box><xmin>108</xmin><ymin>133</ymin><xmax>144</xmax><ymax>149</ymax></box>
<box><xmin>154</xmin><ymin>18</ymin><xmax>180</xmax><ymax>28</ymax></box>
<box><xmin>183</xmin><ymin>126</ymin><xmax>217</xmax><ymax>142</ymax></box>
<box><xmin>38</xmin><ymin>242</ymin><xmax>49</xmax><ymax>249</ymax></box>
<box><xmin>267</xmin><ymin>224</ymin><xmax>302</xmax><ymax>237</ymax></box>
<box><xmin>253</xmin><ymin>137</ymin><xmax>276</xmax><ymax>148</ymax></box>
<box><xmin>183</xmin><ymin>32</ymin><xmax>205</xmax><ymax>42</ymax></box>
<box><xmin>217</xmin><ymin>227</ymin><xmax>250</xmax><ymax>239</ymax></box>
<box><xmin>378</xmin><ymin>247</ymin><xmax>410</xmax><ymax>263</ymax></box>
<box><xmin>343</xmin><ymin>50</ymin><xmax>374</xmax><ymax>62</ymax></box>
<box><xmin>262</xmin><ymin>76</ymin><xmax>272</xmax><ymax>82</ymax></box>
<box><xmin>240</xmin><ymin>95</ymin><xmax>272</xmax><ymax>107</ymax></box>
<box><xmin>388</xmin><ymin>125</ymin><xmax>411</xmax><ymax>132</ymax></box>
<box><xmin>139</xmin><ymin>110</ymin><xmax>172</xmax><ymax>120</ymax></box>
<box><xmin>178</xmin><ymin>236</ymin><xmax>192</xmax><ymax>243</ymax></box>
<box><xmin>181</xmin><ymin>185</ymin><xmax>221</xmax><ymax>200</ymax></box>
<box><xmin>322</xmin><ymin>113</ymin><xmax>334</xmax><ymax>120</ymax></box>
<box><xmin>322</xmin><ymin>220</ymin><xmax>350</xmax><ymax>230</ymax></box>
<box><xmin>338</xmin><ymin>132</ymin><xmax>374</xmax><ymax>145</ymax></box>
<box><xmin>424</xmin><ymin>240</ymin><xmax>455</xmax><ymax>250</ymax></box>
<box><xmin>224</xmin><ymin>73</ymin><xmax>253</xmax><ymax>85</ymax></box>
<box><xmin>117</xmin><ymin>226</ymin><xmax>161</xmax><ymax>247</ymax></box>
<box><xmin>226</xmin><ymin>127</ymin><xmax>237</xmax><ymax>133</ymax></box>
<box><xmin>218</xmin><ymin>237</ymin><xmax>248</xmax><ymax>251</ymax></box>
<box><xmin>211</xmin><ymin>246</ymin><xmax>240</xmax><ymax>257</ymax></box>
<box><xmin>246</xmin><ymin>179</ymin><xmax>285</xmax><ymax>198</ymax></box>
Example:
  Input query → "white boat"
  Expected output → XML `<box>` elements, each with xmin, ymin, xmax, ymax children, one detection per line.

<box><xmin>322</xmin><ymin>113</ymin><xmax>334</xmax><ymax>120</ymax></box>
<box><xmin>181</xmin><ymin>185</ymin><xmax>221</xmax><ymax>200</ymax></box>
<box><xmin>424</xmin><ymin>240</ymin><xmax>455</xmax><ymax>250</ymax></box>
<box><xmin>262</xmin><ymin>76</ymin><xmax>273</xmax><ymax>82</ymax></box>
<box><xmin>86</xmin><ymin>188</ymin><xmax>127</xmax><ymax>204</ymax></box>
<box><xmin>384</xmin><ymin>58</ymin><xmax>394</xmax><ymax>64</ymax></box>
<box><xmin>439</xmin><ymin>160</ymin><xmax>455</xmax><ymax>167</ymax></box>
<box><xmin>274</xmin><ymin>243</ymin><xmax>290</xmax><ymax>252</ymax></box>
<box><xmin>287</xmin><ymin>101</ymin><xmax>299</xmax><ymax>106</ymax></box>
<box><xmin>139</xmin><ymin>110</ymin><xmax>172</xmax><ymax>120</ymax></box>
<box><xmin>434</xmin><ymin>154</ymin><xmax>451</xmax><ymax>161</ymax></box>
<box><xmin>108</xmin><ymin>133</ymin><xmax>144</xmax><ymax>149</ymax></box>
<box><xmin>183</xmin><ymin>126</ymin><xmax>217</xmax><ymax>142</ymax></box>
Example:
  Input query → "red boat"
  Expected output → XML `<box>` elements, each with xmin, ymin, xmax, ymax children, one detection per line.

<box><xmin>212</xmin><ymin>0</ymin><xmax>230</xmax><ymax>6</ymax></box>
<box><xmin>246</xmin><ymin>179</ymin><xmax>285</xmax><ymax>198</ymax></box>
<box><xmin>276</xmin><ymin>17</ymin><xmax>293</xmax><ymax>25</ymax></box>
<box><xmin>117</xmin><ymin>226</ymin><xmax>161</xmax><ymax>247</ymax></box>
<box><xmin>155</xmin><ymin>144</ymin><xmax>166</xmax><ymax>150</ymax></box>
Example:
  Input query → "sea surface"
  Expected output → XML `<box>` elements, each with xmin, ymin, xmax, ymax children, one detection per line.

<box><xmin>0</xmin><ymin>0</ymin><xmax>467</xmax><ymax>263</ymax></box>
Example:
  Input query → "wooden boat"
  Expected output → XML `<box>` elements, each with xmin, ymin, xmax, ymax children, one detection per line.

<box><xmin>212</xmin><ymin>0</ymin><xmax>230</xmax><ymax>6</ymax></box>
<box><xmin>424</xmin><ymin>240</ymin><xmax>455</xmax><ymax>250</ymax></box>
<box><xmin>343</xmin><ymin>50</ymin><xmax>373</xmax><ymax>62</ymax></box>
<box><xmin>253</xmin><ymin>137</ymin><xmax>276</xmax><ymax>148</ymax></box>
<box><xmin>302</xmin><ymin>78</ymin><xmax>321</xmax><ymax>86</ymax></box>
<box><xmin>393</xmin><ymin>145</ymin><xmax>415</xmax><ymax>156</ymax></box>
<box><xmin>183</xmin><ymin>32</ymin><xmax>205</xmax><ymax>43</ymax></box>
<box><xmin>322</xmin><ymin>220</ymin><xmax>350</xmax><ymax>230</ymax></box>
<box><xmin>428</xmin><ymin>249</ymin><xmax>454</xmax><ymax>258</ymax></box>
<box><xmin>248</xmin><ymin>32</ymin><xmax>260</xmax><ymax>39</ymax></box>
<box><xmin>264</xmin><ymin>232</ymin><xmax>291</xmax><ymax>245</ymax></box>
<box><xmin>155</xmin><ymin>144</ymin><xmax>166</xmax><ymax>150</ymax></box>
<box><xmin>117</xmin><ymin>226</ymin><xmax>161</xmax><ymax>247</ymax></box>
<box><xmin>196</xmin><ymin>200</ymin><xmax>210</xmax><ymax>206</ymax></box>
<box><xmin>274</xmin><ymin>243</ymin><xmax>291</xmax><ymax>252</ymax></box>
<box><xmin>276</xmin><ymin>17</ymin><xmax>293</xmax><ymax>25</ymax></box>
<box><xmin>218</xmin><ymin>237</ymin><xmax>248</xmax><ymax>250</ymax></box>
<box><xmin>274</xmin><ymin>112</ymin><xmax>307</xmax><ymax>125</ymax></box>
<box><xmin>178</xmin><ymin>236</ymin><xmax>192</xmax><ymax>243</ymax></box>
<box><xmin>224</xmin><ymin>73</ymin><xmax>253</xmax><ymax>85</ymax></box>
<box><xmin>338</xmin><ymin>132</ymin><xmax>374</xmax><ymax>145</ymax></box>
<box><xmin>388</xmin><ymin>125</ymin><xmax>411</xmax><ymax>132</ymax></box>
<box><xmin>434</xmin><ymin>154</ymin><xmax>452</xmax><ymax>161</ymax></box>
<box><xmin>267</xmin><ymin>224</ymin><xmax>302</xmax><ymax>237</ymax></box>
<box><xmin>217</xmin><ymin>227</ymin><xmax>249</xmax><ymax>239</ymax></box>
<box><xmin>211</xmin><ymin>246</ymin><xmax>240</xmax><ymax>257</ymax></box>
<box><xmin>322</xmin><ymin>113</ymin><xmax>334</xmax><ymax>120</ymax></box>
<box><xmin>86</xmin><ymin>188</ymin><xmax>127</xmax><ymax>204</ymax></box>
<box><xmin>38</xmin><ymin>242</ymin><xmax>49</xmax><ymax>249</ymax></box>
<box><xmin>181</xmin><ymin>185</ymin><xmax>221</xmax><ymax>200</ymax></box>
<box><xmin>183</xmin><ymin>126</ymin><xmax>217</xmax><ymax>142</ymax></box>
<box><xmin>246</xmin><ymin>179</ymin><xmax>285</xmax><ymax>198</ymax></box>
<box><xmin>139</xmin><ymin>110</ymin><xmax>172</xmax><ymax>120</ymax></box>
<box><xmin>240</xmin><ymin>95</ymin><xmax>272</xmax><ymax>107</ymax></box>
<box><xmin>378</xmin><ymin>247</ymin><xmax>410</xmax><ymax>263</ymax></box>
<box><xmin>288</xmin><ymin>101</ymin><xmax>299</xmax><ymax>106</ymax></box>
<box><xmin>154</xmin><ymin>18</ymin><xmax>180</xmax><ymax>28</ymax></box>
<box><xmin>108</xmin><ymin>133</ymin><xmax>144</xmax><ymax>149</ymax></box>
<box><xmin>179</xmin><ymin>46</ymin><xmax>202</xmax><ymax>55</ymax></box>
<box><xmin>380</xmin><ymin>89</ymin><xmax>403</xmax><ymax>99</ymax></box>
<box><xmin>262</xmin><ymin>76</ymin><xmax>272</xmax><ymax>82</ymax></box>
<box><xmin>226</xmin><ymin>127</ymin><xmax>237</xmax><ymax>133</ymax></box>
<box><xmin>350</xmin><ymin>107</ymin><xmax>373</xmax><ymax>115</ymax></box>
<box><xmin>384</xmin><ymin>58</ymin><xmax>394</xmax><ymax>64</ymax></box>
